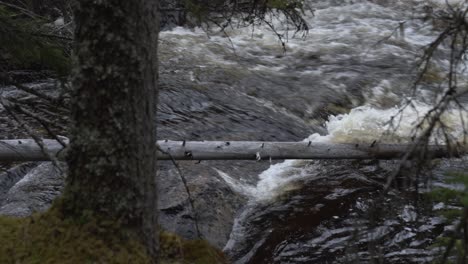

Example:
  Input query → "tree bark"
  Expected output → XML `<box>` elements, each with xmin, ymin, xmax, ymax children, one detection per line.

<box><xmin>155</xmin><ymin>140</ymin><xmax>462</xmax><ymax>160</ymax></box>
<box><xmin>60</xmin><ymin>0</ymin><xmax>159</xmax><ymax>260</ymax></box>
<box><xmin>0</xmin><ymin>139</ymin><xmax>463</xmax><ymax>161</ymax></box>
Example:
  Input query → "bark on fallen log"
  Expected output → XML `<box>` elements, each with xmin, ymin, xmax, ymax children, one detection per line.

<box><xmin>0</xmin><ymin>139</ymin><xmax>464</xmax><ymax>162</ymax></box>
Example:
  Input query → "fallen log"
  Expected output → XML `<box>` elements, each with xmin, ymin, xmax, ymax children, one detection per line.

<box><xmin>0</xmin><ymin>139</ymin><xmax>464</xmax><ymax>162</ymax></box>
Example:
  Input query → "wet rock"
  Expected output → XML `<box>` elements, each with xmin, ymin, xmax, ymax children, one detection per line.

<box><xmin>0</xmin><ymin>162</ymin><xmax>38</xmax><ymax>202</ymax></box>
<box><xmin>158</xmin><ymin>161</ymin><xmax>249</xmax><ymax>248</ymax></box>
<box><xmin>157</xmin><ymin>75</ymin><xmax>316</xmax><ymax>141</ymax></box>
<box><xmin>0</xmin><ymin>162</ymin><xmax>64</xmax><ymax>217</ymax></box>
<box><xmin>158</xmin><ymin>159</ymin><xmax>274</xmax><ymax>248</ymax></box>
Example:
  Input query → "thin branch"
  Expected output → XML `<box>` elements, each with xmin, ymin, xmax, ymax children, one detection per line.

<box><xmin>0</xmin><ymin>97</ymin><xmax>65</xmax><ymax>173</ymax></box>
<box><xmin>156</xmin><ymin>144</ymin><xmax>202</xmax><ymax>239</ymax></box>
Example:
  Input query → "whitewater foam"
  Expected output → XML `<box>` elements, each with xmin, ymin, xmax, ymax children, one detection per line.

<box><xmin>217</xmin><ymin>100</ymin><xmax>467</xmax><ymax>203</ymax></box>
<box><xmin>164</xmin><ymin>1</ymin><xmax>468</xmax><ymax>202</ymax></box>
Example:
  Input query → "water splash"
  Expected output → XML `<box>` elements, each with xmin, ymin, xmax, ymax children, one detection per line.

<box><xmin>217</xmin><ymin>98</ymin><xmax>467</xmax><ymax>203</ymax></box>
<box><xmin>309</xmin><ymin>102</ymin><xmax>468</xmax><ymax>144</ymax></box>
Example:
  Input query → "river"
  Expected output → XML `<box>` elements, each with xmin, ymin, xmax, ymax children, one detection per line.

<box><xmin>1</xmin><ymin>0</ymin><xmax>468</xmax><ymax>263</ymax></box>
<box><xmin>159</xmin><ymin>0</ymin><xmax>468</xmax><ymax>263</ymax></box>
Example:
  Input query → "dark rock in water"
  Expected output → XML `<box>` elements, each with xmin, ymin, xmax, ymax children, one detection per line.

<box><xmin>0</xmin><ymin>162</ymin><xmax>64</xmax><ymax>217</ymax></box>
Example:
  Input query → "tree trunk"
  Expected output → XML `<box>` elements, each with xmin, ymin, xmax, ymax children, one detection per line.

<box><xmin>60</xmin><ymin>0</ymin><xmax>159</xmax><ymax>260</ymax></box>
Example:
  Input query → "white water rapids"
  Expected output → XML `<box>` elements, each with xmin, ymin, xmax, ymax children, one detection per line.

<box><xmin>160</xmin><ymin>0</ymin><xmax>468</xmax><ymax>262</ymax></box>
<box><xmin>161</xmin><ymin>0</ymin><xmax>468</xmax><ymax>201</ymax></box>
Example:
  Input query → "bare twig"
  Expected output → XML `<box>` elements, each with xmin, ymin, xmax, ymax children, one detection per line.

<box><xmin>156</xmin><ymin>144</ymin><xmax>203</xmax><ymax>239</ymax></box>
<box><xmin>0</xmin><ymin>97</ymin><xmax>65</xmax><ymax>173</ymax></box>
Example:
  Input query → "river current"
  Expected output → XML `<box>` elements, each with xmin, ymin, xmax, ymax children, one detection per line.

<box><xmin>159</xmin><ymin>0</ymin><xmax>468</xmax><ymax>263</ymax></box>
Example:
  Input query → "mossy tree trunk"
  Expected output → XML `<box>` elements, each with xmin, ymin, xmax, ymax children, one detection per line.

<box><xmin>60</xmin><ymin>0</ymin><xmax>159</xmax><ymax>260</ymax></box>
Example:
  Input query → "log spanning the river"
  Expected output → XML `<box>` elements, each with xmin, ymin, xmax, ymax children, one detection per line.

<box><xmin>0</xmin><ymin>139</ymin><xmax>464</xmax><ymax>162</ymax></box>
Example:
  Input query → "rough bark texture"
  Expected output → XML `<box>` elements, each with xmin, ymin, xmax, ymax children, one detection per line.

<box><xmin>61</xmin><ymin>0</ymin><xmax>159</xmax><ymax>259</ymax></box>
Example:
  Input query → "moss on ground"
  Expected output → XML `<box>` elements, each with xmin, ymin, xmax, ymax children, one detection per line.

<box><xmin>0</xmin><ymin>207</ymin><xmax>227</xmax><ymax>263</ymax></box>
<box><xmin>159</xmin><ymin>232</ymin><xmax>227</xmax><ymax>264</ymax></box>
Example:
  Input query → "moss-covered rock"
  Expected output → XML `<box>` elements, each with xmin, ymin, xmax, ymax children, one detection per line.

<box><xmin>0</xmin><ymin>206</ymin><xmax>227</xmax><ymax>263</ymax></box>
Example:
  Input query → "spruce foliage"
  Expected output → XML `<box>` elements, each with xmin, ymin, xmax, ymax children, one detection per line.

<box><xmin>0</xmin><ymin>4</ymin><xmax>70</xmax><ymax>74</ymax></box>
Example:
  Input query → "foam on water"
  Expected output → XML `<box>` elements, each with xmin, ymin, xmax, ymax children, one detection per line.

<box><xmin>219</xmin><ymin>98</ymin><xmax>468</xmax><ymax>202</ymax></box>
<box><xmin>253</xmin><ymin>159</ymin><xmax>312</xmax><ymax>201</ymax></box>
<box><xmin>212</xmin><ymin>1</ymin><xmax>468</xmax><ymax>261</ymax></box>
<box><xmin>160</xmin><ymin>0</ymin><xmax>440</xmax><ymax>77</ymax></box>
<box><xmin>162</xmin><ymin>1</ymin><xmax>468</xmax><ymax>203</ymax></box>
<box><xmin>214</xmin><ymin>168</ymin><xmax>257</xmax><ymax>198</ymax></box>
<box><xmin>309</xmin><ymin>102</ymin><xmax>468</xmax><ymax>144</ymax></box>
<box><xmin>215</xmin><ymin>160</ymin><xmax>315</xmax><ymax>202</ymax></box>
<box><xmin>245</xmin><ymin>71</ymin><xmax>467</xmax><ymax>202</ymax></box>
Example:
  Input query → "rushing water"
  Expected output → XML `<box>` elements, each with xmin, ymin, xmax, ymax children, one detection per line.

<box><xmin>159</xmin><ymin>0</ymin><xmax>468</xmax><ymax>263</ymax></box>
